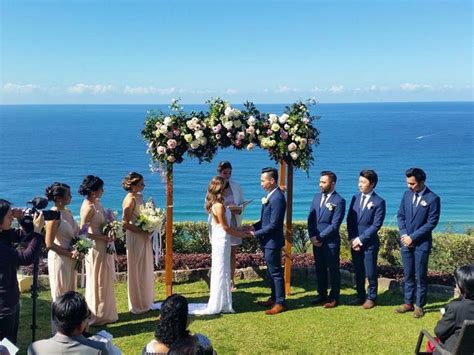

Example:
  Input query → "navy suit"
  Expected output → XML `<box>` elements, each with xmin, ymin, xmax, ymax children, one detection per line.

<box><xmin>307</xmin><ymin>191</ymin><xmax>346</xmax><ymax>301</ymax></box>
<box><xmin>397</xmin><ymin>187</ymin><xmax>441</xmax><ymax>307</ymax></box>
<box><xmin>347</xmin><ymin>192</ymin><xmax>386</xmax><ymax>301</ymax></box>
<box><xmin>253</xmin><ymin>188</ymin><xmax>286</xmax><ymax>305</ymax></box>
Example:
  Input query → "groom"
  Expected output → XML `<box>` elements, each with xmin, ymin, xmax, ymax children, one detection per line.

<box><xmin>249</xmin><ymin>167</ymin><xmax>286</xmax><ymax>315</ymax></box>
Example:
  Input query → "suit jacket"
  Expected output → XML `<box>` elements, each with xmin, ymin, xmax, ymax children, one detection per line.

<box><xmin>28</xmin><ymin>333</ymin><xmax>109</xmax><ymax>355</ymax></box>
<box><xmin>307</xmin><ymin>191</ymin><xmax>346</xmax><ymax>247</ymax></box>
<box><xmin>434</xmin><ymin>297</ymin><xmax>474</xmax><ymax>352</ymax></box>
<box><xmin>253</xmin><ymin>188</ymin><xmax>286</xmax><ymax>249</ymax></box>
<box><xmin>347</xmin><ymin>192</ymin><xmax>386</xmax><ymax>248</ymax></box>
<box><xmin>397</xmin><ymin>187</ymin><xmax>441</xmax><ymax>251</ymax></box>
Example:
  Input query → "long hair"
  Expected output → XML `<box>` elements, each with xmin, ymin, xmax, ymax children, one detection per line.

<box><xmin>205</xmin><ymin>176</ymin><xmax>225</xmax><ymax>213</ymax></box>
<box><xmin>154</xmin><ymin>294</ymin><xmax>190</xmax><ymax>346</ymax></box>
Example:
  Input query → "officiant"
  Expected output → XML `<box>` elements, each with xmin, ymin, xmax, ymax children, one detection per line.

<box><xmin>217</xmin><ymin>161</ymin><xmax>245</xmax><ymax>291</ymax></box>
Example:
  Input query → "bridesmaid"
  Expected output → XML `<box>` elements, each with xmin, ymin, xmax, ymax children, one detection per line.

<box><xmin>79</xmin><ymin>175</ymin><xmax>118</xmax><ymax>325</ymax></box>
<box><xmin>45</xmin><ymin>182</ymin><xmax>79</xmax><ymax>302</ymax></box>
<box><xmin>122</xmin><ymin>172</ymin><xmax>154</xmax><ymax>314</ymax></box>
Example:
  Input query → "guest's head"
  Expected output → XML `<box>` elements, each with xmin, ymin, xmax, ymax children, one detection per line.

<box><xmin>45</xmin><ymin>182</ymin><xmax>72</xmax><ymax>208</ymax></box>
<box><xmin>405</xmin><ymin>168</ymin><xmax>426</xmax><ymax>192</ymax></box>
<box><xmin>205</xmin><ymin>176</ymin><xmax>225</xmax><ymax>213</ymax></box>
<box><xmin>78</xmin><ymin>175</ymin><xmax>104</xmax><ymax>200</ymax></box>
<box><xmin>0</xmin><ymin>199</ymin><xmax>12</xmax><ymax>231</ymax></box>
<box><xmin>155</xmin><ymin>294</ymin><xmax>190</xmax><ymax>347</ymax></box>
<box><xmin>319</xmin><ymin>171</ymin><xmax>337</xmax><ymax>194</ymax></box>
<box><xmin>168</xmin><ymin>336</ymin><xmax>213</xmax><ymax>355</ymax></box>
<box><xmin>359</xmin><ymin>169</ymin><xmax>378</xmax><ymax>194</ymax></box>
<box><xmin>122</xmin><ymin>172</ymin><xmax>144</xmax><ymax>193</ymax></box>
<box><xmin>217</xmin><ymin>161</ymin><xmax>233</xmax><ymax>182</ymax></box>
<box><xmin>260</xmin><ymin>167</ymin><xmax>278</xmax><ymax>192</ymax></box>
<box><xmin>52</xmin><ymin>291</ymin><xmax>91</xmax><ymax>336</ymax></box>
<box><xmin>454</xmin><ymin>265</ymin><xmax>474</xmax><ymax>300</ymax></box>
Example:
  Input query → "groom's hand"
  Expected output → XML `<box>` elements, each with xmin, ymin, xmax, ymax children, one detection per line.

<box><xmin>310</xmin><ymin>236</ymin><xmax>322</xmax><ymax>247</ymax></box>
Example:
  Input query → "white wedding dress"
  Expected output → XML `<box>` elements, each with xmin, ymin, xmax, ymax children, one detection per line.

<box><xmin>188</xmin><ymin>205</ymin><xmax>234</xmax><ymax>315</ymax></box>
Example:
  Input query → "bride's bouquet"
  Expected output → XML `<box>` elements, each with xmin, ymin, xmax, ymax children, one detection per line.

<box><xmin>135</xmin><ymin>198</ymin><xmax>165</xmax><ymax>234</ymax></box>
<box><xmin>102</xmin><ymin>209</ymin><xmax>124</xmax><ymax>254</ymax></box>
<box><xmin>70</xmin><ymin>223</ymin><xmax>93</xmax><ymax>272</ymax></box>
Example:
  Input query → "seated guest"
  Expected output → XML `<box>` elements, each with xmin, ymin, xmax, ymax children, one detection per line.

<box><xmin>143</xmin><ymin>294</ymin><xmax>213</xmax><ymax>355</ymax></box>
<box><xmin>0</xmin><ymin>199</ymin><xmax>44</xmax><ymax>345</ymax></box>
<box><xmin>28</xmin><ymin>291</ymin><xmax>109</xmax><ymax>354</ymax></box>
<box><xmin>428</xmin><ymin>265</ymin><xmax>474</xmax><ymax>353</ymax></box>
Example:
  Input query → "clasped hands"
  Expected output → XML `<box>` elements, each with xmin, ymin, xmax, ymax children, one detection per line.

<box><xmin>400</xmin><ymin>234</ymin><xmax>413</xmax><ymax>247</ymax></box>
<box><xmin>240</xmin><ymin>226</ymin><xmax>255</xmax><ymax>238</ymax></box>
<box><xmin>310</xmin><ymin>237</ymin><xmax>322</xmax><ymax>247</ymax></box>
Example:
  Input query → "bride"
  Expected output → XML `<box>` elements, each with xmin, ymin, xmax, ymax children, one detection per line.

<box><xmin>189</xmin><ymin>176</ymin><xmax>249</xmax><ymax>315</ymax></box>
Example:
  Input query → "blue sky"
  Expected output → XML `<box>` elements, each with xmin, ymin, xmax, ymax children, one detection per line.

<box><xmin>1</xmin><ymin>0</ymin><xmax>472</xmax><ymax>104</ymax></box>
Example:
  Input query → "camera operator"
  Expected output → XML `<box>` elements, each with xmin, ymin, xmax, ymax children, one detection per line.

<box><xmin>0</xmin><ymin>199</ymin><xmax>44</xmax><ymax>344</ymax></box>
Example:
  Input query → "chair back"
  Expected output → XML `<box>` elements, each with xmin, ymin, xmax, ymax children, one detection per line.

<box><xmin>452</xmin><ymin>320</ymin><xmax>474</xmax><ymax>355</ymax></box>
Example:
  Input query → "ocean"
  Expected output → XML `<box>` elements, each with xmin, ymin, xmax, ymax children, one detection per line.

<box><xmin>0</xmin><ymin>102</ymin><xmax>473</xmax><ymax>232</ymax></box>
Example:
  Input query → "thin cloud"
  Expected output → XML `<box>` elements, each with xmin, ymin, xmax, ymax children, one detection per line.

<box><xmin>3</xmin><ymin>83</ymin><xmax>41</xmax><ymax>94</ymax></box>
<box><xmin>400</xmin><ymin>83</ymin><xmax>432</xmax><ymax>91</ymax></box>
<box><xmin>225</xmin><ymin>88</ymin><xmax>238</xmax><ymax>95</ymax></box>
<box><xmin>67</xmin><ymin>83</ymin><xmax>116</xmax><ymax>95</ymax></box>
<box><xmin>328</xmin><ymin>85</ymin><xmax>344</xmax><ymax>93</ymax></box>
<box><xmin>275</xmin><ymin>85</ymin><xmax>301</xmax><ymax>93</ymax></box>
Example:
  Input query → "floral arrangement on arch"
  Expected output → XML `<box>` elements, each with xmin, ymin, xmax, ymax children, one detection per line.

<box><xmin>142</xmin><ymin>98</ymin><xmax>320</xmax><ymax>173</ymax></box>
<box><xmin>258</xmin><ymin>99</ymin><xmax>320</xmax><ymax>171</ymax></box>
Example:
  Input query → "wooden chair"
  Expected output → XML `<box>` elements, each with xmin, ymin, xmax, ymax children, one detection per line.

<box><xmin>414</xmin><ymin>320</ymin><xmax>474</xmax><ymax>354</ymax></box>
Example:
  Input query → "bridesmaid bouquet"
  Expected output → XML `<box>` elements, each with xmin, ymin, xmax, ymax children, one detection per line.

<box><xmin>102</xmin><ymin>209</ymin><xmax>124</xmax><ymax>254</ymax></box>
<box><xmin>70</xmin><ymin>223</ymin><xmax>93</xmax><ymax>272</ymax></box>
<box><xmin>135</xmin><ymin>198</ymin><xmax>165</xmax><ymax>233</ymax></box>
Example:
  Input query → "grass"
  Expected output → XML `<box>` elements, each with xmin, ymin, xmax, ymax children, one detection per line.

<box><xmin>17</xmin><ymin>276</ymin><xmax>450</xmax><ymax>354</ymax></box>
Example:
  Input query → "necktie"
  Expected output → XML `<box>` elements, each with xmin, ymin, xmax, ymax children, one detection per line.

<box><xmin>414</xmin><ymin>192</ymin><xmax>419</xmax><ymax>207</ymax></box>
<box><xmin>320</xmin><ymin>193</ymin><xmax>327</xmax><ymax>207</ymax></box>
<box><xmin>360</xmin><ymin>194</ymin><xmax>366</xmax><ymax>210</ymax></box>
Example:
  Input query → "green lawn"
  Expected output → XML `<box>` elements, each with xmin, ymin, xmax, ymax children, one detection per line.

<box><xmin>17</xmin><ymin>276</ymin><xmax>449</xmax><ymax>354</ymax></box>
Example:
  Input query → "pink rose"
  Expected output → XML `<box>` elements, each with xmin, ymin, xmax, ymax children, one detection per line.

<box><xmin>157</xmin><ymin>146</ymin><xmax>166</xmax><ymax>155</ymax></box>
<box><xmin>212</xmin><ymin>124</ymin><xmax>222</xmax><ymax>133</ymax></box>
<box><xmin>226</xmin><ymin>132</ymin><xmax>232</xmax><ymax>138</ymax></box>
<box><xmin>266</xmin><ymin>129</ymin><xmax>273</xmax><ymax>136</ymax></box>
<box><xmin>173</xmin><ymin>129</ymin><xmax>181</xmax><ymax>136</ymax></box>
<box><xmin>167</xmin><ymin>139</ymin><xmax>177</xmax><ymax>149</ymax></box>
<box><xmin>280</xmin><ymin>130</ymin><xmax>289</xmax><ymax>139</ymax></box>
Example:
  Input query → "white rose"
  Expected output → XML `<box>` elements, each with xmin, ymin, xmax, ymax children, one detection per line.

<box><xmin>167</xmin><ymin>155</ymin><xmax>176</xmax><ymax>163</ymax></box>
<box><xmin>194</xmin><ymin>130</ymin><xmax>204</xmax><ymax>139</ymax></box>
<box><xmin>224</xmin><ymin>106</ymin><xmax>232</xmax><ymax>117</ymax></box>
<box><xmin>284</xmin><ymin>124</ymin><xmax>290</xmax><ymax>130</ymax></box>
<box><xmin>279</xmin><ymin>113</ymin><xmax>289</xmax><ymax>124</ymax></box>
<box><xmin>288</xmin><ymin>143</ymin><xmax>297</xmax><ymax>152</ymax></box>
<box><xmin>154</xmin><ymin>129</ymin><xmax>161</xmax><ymax>137</ymax></box>
<box><xmin>271</xmin><ymin>123</ymin><xmax>280</xmax><ymax>132</ymax></box>
<box><xmin>190</xmin><ymin>140</ymin><xmax>200</xmax><ymax>149</ymax></box>
<box><xmin>224</xmin><ymin>121</ymin><xmax>233</xmax><ymax>130</ymax></box>
<box><xmin>246</xmin><ymin>143</ymin><xmax>255</xmax><ymax>150</ymax></box>
<box><xmin>184</xmin><ymin>134</ymin><xmax>193</xmax><ymax>143</ymax></box>
<box><xmin>269</xmin><ymin>139</ymin><xmax>277</xmax><ymax>147</ymax></box>
<box><xmin>159</xmin><ymin>125</ymin><xmax>168</xmax><ymax>134</ymax></box>
<box><xmin>247</xmin><ymin>116</ymin><xmax>256</xmax><ymax>125</ymax></box>
<box><xmin>200</xmin><ymin>137</ymin><xmax>208</xmax><ymax>146</ymax></box>
<box><xmin>269</xmin><ymin>114</ymin><xmax>278</xmax><ymax>123</ymax></box>
<box><xmin>246</xmin><ymin>126</ymin><xmax>255</xmax><ymax>135</ymax></box>
<box><xmin>164</xmin><ymin>116</ymin><xmax>172</xmax><ymax>126</ymax></box>
<box><xmin>157</xmin><ymin>146</ymin><xmax>166</xmax><ymax>155</ymax></box>
<box><xmin>290</xmin><ymin>151</ymin><xmax>299</xmax><ymax>160</ymax></box>
<box><xmin>237</xmin><ymin>131</ymin><xmax>245</xmax><ymax>140</ymax></box>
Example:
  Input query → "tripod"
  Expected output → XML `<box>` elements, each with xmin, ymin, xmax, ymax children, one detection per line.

<box><xmin>30</xmin><ymin>255</ymin><xmax>39</xmax><ymax>342</ymax></box>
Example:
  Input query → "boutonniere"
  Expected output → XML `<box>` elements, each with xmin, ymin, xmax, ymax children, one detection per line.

<box><xmin>261</xmin><ymin>197</ymin><xmax>269</xmax><ymax>205</ymax></box>
<box><xmin>420</xmin><ymin>200</ymin><xmax>428</xmax><ymax>207</ymax></box>
<box><xmin>366</xmin><ymin>202</ymin><xmax>374</xmax><ymax>210</ymax></box>
<box><xmin>325</xmin><ymin>202</ymin><xmax>336</xmax><ymax>211</ymax></box>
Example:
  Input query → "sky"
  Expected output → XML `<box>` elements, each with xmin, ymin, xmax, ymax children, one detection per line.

<box><xmin>0</xmin><ymin>0</ymin><xmax>472</xmax><ymax>104</ymax></box>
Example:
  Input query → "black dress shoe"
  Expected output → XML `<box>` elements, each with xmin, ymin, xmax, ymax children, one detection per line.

<box><xmin>348</xmin><ymin>298</ymin><xmax>365</xmax><ymax>306</ymax></box>
<box><xmin>311</xmin><ymin>295</ymin><xmax>328</xmax><ymax>305</ymax></box>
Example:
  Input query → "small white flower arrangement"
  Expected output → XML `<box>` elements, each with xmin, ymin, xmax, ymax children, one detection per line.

<box><xmin>366</xmin><ymin>201</ymin><xmax>374</xmax><ymax>210</ymax></box>
<box><xmin>325</xmin><ymin>202</ymin><xmax>336</xmax><ymax>211</ymax></box>
<box><xmin>420</xmin><ymin>200</ymin><xmax>428</xmax><ymax>207</ymax></box>
<box><xmin>261</xmin><ymin>197</ymin><xmax>269</xmax><ymax>205</ymax></box>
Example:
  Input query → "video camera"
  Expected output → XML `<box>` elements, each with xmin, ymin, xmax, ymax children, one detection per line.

<box><xmin>20</xmin><ymin>196</ymin><xmax>60</xmax><ymax>233</ymax></box>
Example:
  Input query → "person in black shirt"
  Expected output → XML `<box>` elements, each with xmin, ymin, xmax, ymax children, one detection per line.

<box><xmin>0</xmin><ymin>199</ymin><xmax>44</xmax><ymax>344</ymax></box>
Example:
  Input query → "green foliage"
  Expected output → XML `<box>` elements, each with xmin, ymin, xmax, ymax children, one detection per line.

<box><xmin>170</xmin><ymin>222</ymin><xmax>474</xmax><ymax>272</ymax></box>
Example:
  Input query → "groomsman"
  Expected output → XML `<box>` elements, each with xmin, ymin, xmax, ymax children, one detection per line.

<box><xmin>307</xmin><ymin>171</ymin><xmax>346</xmax><ymax>308</ymax></box>
<box><xmin>346</xmin><ymin>170</ymin><xmax>386</xmax><ymax>309</ymax></box>
<box><xmin>396</xmin><ymin>168</ymin><xmax>441</xmax><ymax>318</ymax></box>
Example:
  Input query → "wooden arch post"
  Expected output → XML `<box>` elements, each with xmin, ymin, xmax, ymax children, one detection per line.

<box><xmin>280</xmin><ymin>161</ymin><xmax>293</xmax><ymax>296</ymax></box>
<box><xmin>165</xmin><ymin>165</ymin><xmax>174</xmax><ymax>296</ymax></box>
